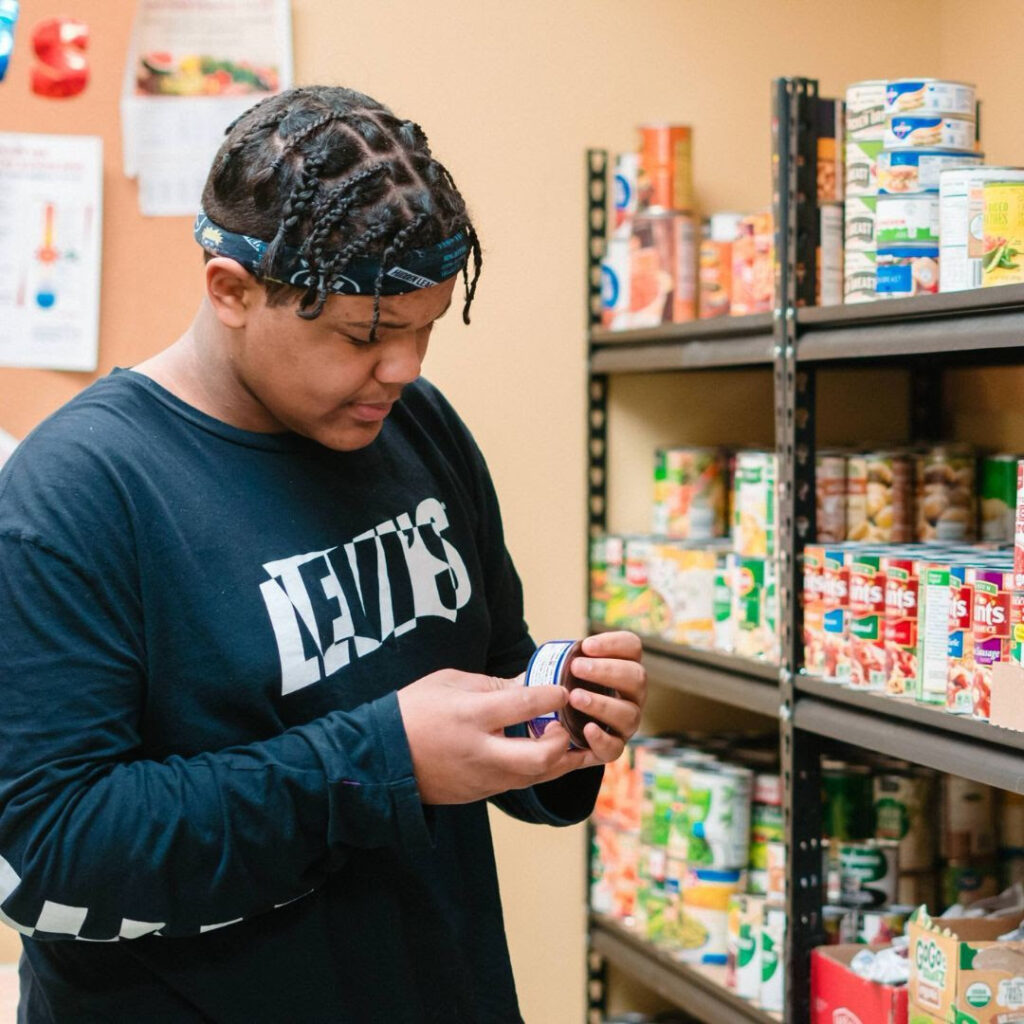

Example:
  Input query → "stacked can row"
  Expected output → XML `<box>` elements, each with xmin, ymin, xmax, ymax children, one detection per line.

<box><xmin>819</xmin><ymin>759</ymin><xmax>1024</xmax><ymax>924</ymax></box>
<box><xmin>802</xmin><ymin>541</ymin><xmax>1019</xmax><ymax>720</ymax></box>
<box><xmin>845</xmin><ymin>77</ymin><xmax>981</xmax><ymax>302</ymax></box>
<box><xmin>590</xmin><ymin>735</ymin><xmax>786</xmax><ymax>1010</ymax></box>
<box><xmin>814</xmin><ymin>446</ymin><xmax>1019</xmax><ymax>545</ymax></box>
<box><xmin>590</xmin><ymin>535</ymin><xmax>778</xmax><ymax>662</ymax></box>
<box><xmin>652</xmin><ymin>447</ymin><xmax>775</xmax><ymax>555</ymax></box>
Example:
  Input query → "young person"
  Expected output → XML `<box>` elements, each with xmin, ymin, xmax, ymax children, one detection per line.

<box><xmin>0</xmin><ymin>85</ymin><xmax>646</xmax><ymax>1022</ymax></box>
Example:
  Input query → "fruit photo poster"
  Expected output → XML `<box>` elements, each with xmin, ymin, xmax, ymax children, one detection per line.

<box><xmin>120</xmin><ymin>0</ymin><xmax>293</xmax><ymax>216</ymax></box>
<box><xmin>0</xmin><ymin>133</ymin><xmax>103</xmax><ymax>371</ymax></box>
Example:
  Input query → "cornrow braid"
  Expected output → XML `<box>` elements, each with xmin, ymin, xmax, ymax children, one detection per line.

<box><xmin>368</xmin><ymin>212</ymin><xmax>430</xmax><ymax>337</ymax></box>
<box><xmin>201</xmin><ymin>85</ymin><xmax>484</xmax><ymax>322</ymax></box>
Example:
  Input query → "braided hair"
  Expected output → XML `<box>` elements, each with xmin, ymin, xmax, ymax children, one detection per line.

<box><xmin>201</xmin><ymin>86</ymin><xmax>483</xmax><ymax>331</ymax></box>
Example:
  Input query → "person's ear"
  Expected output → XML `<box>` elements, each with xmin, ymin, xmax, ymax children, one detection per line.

<box><xmin>205</xmin><ymin>258</ymin><xmax>263</xmax><ymax>329</ymax></box>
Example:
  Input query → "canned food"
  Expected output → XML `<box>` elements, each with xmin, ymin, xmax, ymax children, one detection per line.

<box><xmin>878</xmin><ymin>148</ymin><xmax>982</xmax><ymax>194</ymax></box>
<box><xmin>733</xmin><ymin>451</ymin><xmax>776</xmax><ymax>557</ymax></box>
<box><xmin>857</xmin><ymin>905</ymin><xmax>914</xmax><ymax>945</ymax></box>
<box><xmin>589</xmin><ymin>535</ymin><xmax>609</xmax><ymax>623</ymax></box>
<box><xmin>612</xmin><ymin>151</ymin><xmax>639</xmax><ymax>237</ymax></box>
<box><xmin>817</xmin><ymin>97</ymin><xmax>843</xmax><ymax>203</ymax></box>
<box><xmin>845</xmin><ymin>80</ymin><xmax>887</xmax><ymax>141</ymax></box>
<box><xmin>942</xmin><ymin>861</ymin><xmax>1000</xmax><ymax>910</ymax></box>
<box><xmin>845</xmin><ymin>195</ymin><xmax>877</xmax><ymax>252</ymax></box>
<box><xmin>915</xmin><ymin>445</ymin><xmax>977</xmax><ymax>543</ymax></box>
<box><xmin>749</xmin><ymin>799</ymin><xmax>784</xmax><ymax>896</ymax></box>
<box><xmin>600</xmin><ymin>236</ymin><xmax>631</xmax><ymax>327</ymax></box>
<box><xmin>818</xmin><ymin>201</ymin><xmax>844</xmax><ymax>306</ymax></box>
<box><xmin>727</xmin><ymin>894</ymin><xmax>766</xmax><ymax>998</ymax></box>
<box><xmin>844</xmin><ymin>251</ymin><xmax>877</xmax><ymax>304</ymax></box>
<box><xmin>982</xmin><ymin>181</ymin><xmax>1024</xmax><ymax>288</ymax></box>
<box><xmin>884</xmin><ymin>114</ymin><xmax>976</xmax><ymax>152</ymax></box>
<box><xmin>679</xmin><ymin>867</ymin><xmax>745</xmax><ymax>964</ymax></box>
<box><xmin>817</xmin><ymin>451</ymin><xmax>848</xmax><ymax>543</ymax></box>
<box><xmin>947</xmin><ymin>563</ymin><xmax>976</xmax><ymax>714</ymax></box>
<box><xmin>765</xmin><ymin>840</ymin><xmax>786</xmax><ymax>901</ymax></box>
<box><xmin>877</xmin><ymin>245</ymin><xmax>940</xmax><ymax>297</ymax></box>
<box><xmin>876</xmin><ymin>193</ymin><xmax>940</xmax><ymax>245</ymax></box>
<box><xmin>638</xmin><ymin>124</ymin><xmax>693</xmax><ymax>213</ymax></box>
<box><xmin>647</xmin><ymin>543</ymin><xmax>717</xmax><ymax>647</ymax></box>
<box><xmin>1002</xmin><ymin>790</ymin><xmax>1024</xmax><ymax>850</ymax></box>
<box><xmin>524</xmin><ymin>640</ymin><xmax>614</xmax><ymax>748</ymax></box>
<box><xmin>759</xmin><ymin>906</ymin><xmax>786</xmax><ymax>1013</ymax></box>
<box><xmin>847</xmin><ymin>452</ymin><xmax>913</xmax><ymax>543</ymax></box>
<box><xmin>885</xmin><ymin>79</ymin><xmax>976</xmax><ymax>117</ymax></box>
<box><xmin>874</xmin><ymin>769</ymin><xmax>936</xmax><ymax>871</ymax></box>
<box><xmin>698</xmin><ymin>212</ymin><xmax>742</xmax><ymax>320</ymax></box>
<box><xmin>803</xmin><ymin>545</ymin><xmax>827</xmax><ymax>677</ymax></box>
<box><xmin>823</xmin><ymin>760</ymin><xmax>875</xmax><ymax>840</ymax></box>
<box><xmin>916</xmin><ymin>560</ymin><xmax>953</xmax><ymax>705</ymax></box>
<box><xmin>883</xmin><ymin>555</ymin><xmax>921</xmax><ymax>695</ymax></box>
<box><xmin>653</xmin><ymin>447</ymin><xmax>727</xmax><ymax>540</ymax></box>
<box><xmin>849</xmin><ymin>550</ymin><xmax>889</xmax><ymax>691</ymax></box>
<box><xmin>942</xmin><ymin>775</ymin><xmax>997</xmax><ymax>860</ymax></box>
<box><xmin>981</xmin><ymin>454</ymin><xmax>1019</xmax><ymax>543</ymax></box>
<box><xmin>845</xmin><ymin>140</ymin><xmax>883</xmax><ymax>197</ymax></box>
<box><xmin>730</xmin><ymin>212</ymin><xmax>774</xmax><ymax>315</ymax></box>
<box><xmin>838</xmin><ymin>840</ymin><xmax>900</xmax><ymax>908</ymax></box>
<box><xmin>897</xmin><ymin>869</ymin><xmax>939</xmax><ymax>911</ymax></box>
<box><xmin>822</xmin><ymin>546</ymin><xmax>851</xmax><ymax>681</ymax></box>
<box><xmin>971</xmin><ymin>566</ymin><xmax>1013</xmax><ymax>721</ymax></box>
<box><xmin>822</xmin><ymin>905</ymin><xmax>857</xmax><ymax>945</ymax></box>
<box><xmin>940</xmin><ymin>166</ymin><xmax>1024</xmax><ymax>292</ymax></box>
<box><xmin>713</xmin><ymin>555</ymin><xmax>733</xmax><ymax>653</ymax></box>
<box><xmin>686</xmin><ymin>765</ymin><xmax>752</xmax><ymax>869</ymax></box>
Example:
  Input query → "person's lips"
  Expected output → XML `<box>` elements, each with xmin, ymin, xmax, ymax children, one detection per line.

<box><xmin>348</xmin><ymin>401</ymin><xmax>393</xmax><ymax>422</ymax></box>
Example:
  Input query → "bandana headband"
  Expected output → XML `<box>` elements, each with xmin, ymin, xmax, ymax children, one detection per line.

<box><xmin>193</xmin><ymin>211</ymin><xmax>470</xmax><ymax>296</ymax></box>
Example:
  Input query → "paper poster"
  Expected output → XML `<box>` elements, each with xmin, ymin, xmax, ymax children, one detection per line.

<box><xmin>0</xmin><ymin>427</ymin><xmax>17</xmax><ymax>469</ymax></box>
<box><xmin>0</xmin><ymin>133</ymin><xmax>103</xmax><ymax>372</ymax></box>
<box><xmin>120</xmin><ymin>0</ymin><xmax>293</xmax><ymax>217</ymax></box>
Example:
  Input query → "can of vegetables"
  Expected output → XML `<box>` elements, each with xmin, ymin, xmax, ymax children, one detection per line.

<box><xmin>523</xmin><ymin>640</ymin><xmax>616</xmax><ymax>749</ymax></box>
<box><xmin>982</xmin><ymin>181</ymin><xmax>1024</xmax><ymax>287</ymax></box>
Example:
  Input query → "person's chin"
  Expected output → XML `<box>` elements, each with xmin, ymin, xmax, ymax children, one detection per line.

<box><xmin>313</xmin><ymin>417</ymin><xmax>384</xmax><ymax>452</ymax></box>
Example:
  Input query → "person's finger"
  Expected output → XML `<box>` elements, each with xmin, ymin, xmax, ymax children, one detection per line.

<box><xmin>571</xmin><ymin>655</ymin><xmax>646</xmax><ymax>696</ymax></box>
<box><xmin>567</xmin><ymin>687</ymin><xmax>642</xmax><ymax>738</ymax></box>
<box><xmin>475</xmin><ymin>681</ymin><xmax>567</xmax><ymax>732</ymax></box>
<box><xmin>482</xmin><ymin>728</ymin><xmax>588</xmax><ymax>783</ymax></box>
<box><xmin>581</xmin><ymin>631</ymin><xmax>642</xmax><ymax>661</ymax></box>
<box><xmin>580</xmin><ymin>720</ymin><xmax>626</xmax><ymax>763</ymax></box>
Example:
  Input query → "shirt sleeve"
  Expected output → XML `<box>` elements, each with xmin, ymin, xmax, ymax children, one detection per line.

<box><xmin>0</xmin><ymin>532</ymin><xmax>431</xmax><ymax>942</ymax></box>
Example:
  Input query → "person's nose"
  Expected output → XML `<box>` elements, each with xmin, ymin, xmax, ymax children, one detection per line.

<box><xmin>375</xmin><ymin>331</ymin><xmax>426</xmax><ymax>386</ymax></box>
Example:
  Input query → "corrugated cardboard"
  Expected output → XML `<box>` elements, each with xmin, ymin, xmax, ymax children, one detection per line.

<box><xmin>990</xmin><ymin>662</ymin><xmax>1024</xmax><ymax>732</ymax></box>
<box><xmin>811</xmin><ymin>944</ymin><xmax>908</xmax><ymax>1024</ymax></box>
<box><xmin>908</xmin><ymin>906</ymin><xmax>1024</xmax><ymax>1024</ymax></box>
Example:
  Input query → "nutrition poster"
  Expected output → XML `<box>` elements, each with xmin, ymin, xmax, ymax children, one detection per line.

<box><xmin>121</xmin><ymin>0</ymin><xmax>293</xmax><ymax>216</ymax></box>
<box><xmin>0</xmin><ymin>133</ymin><xmax>103</xmax><ymax>372</ymax></box>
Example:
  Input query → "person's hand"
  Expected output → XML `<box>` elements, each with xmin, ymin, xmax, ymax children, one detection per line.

<box><xmin>561</xmin><ymin>630</ymin><xmax>646</xmax><ymax>763</ymax></box>
<box><xmin>396</xmin><ymin>669</ymin><xmax>592</xmax><ymax>805</ymax></box>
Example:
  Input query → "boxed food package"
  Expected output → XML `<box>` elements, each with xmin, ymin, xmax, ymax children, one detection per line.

<box><xmin>811</xmin><ymin>945</ymin><xmax>909</xmax><ymax>1024</ymax></box>
<box><xmin>907</xmin><ymin>905</ymin><xmax>1024</xmax><ymax>1024</ymax></box>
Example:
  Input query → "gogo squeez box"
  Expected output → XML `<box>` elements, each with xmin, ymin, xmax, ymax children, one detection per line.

<box><xmin>908</xmin><ymin>907</ymin><xmax>1024</xmax><ymax>1024</ymax></box>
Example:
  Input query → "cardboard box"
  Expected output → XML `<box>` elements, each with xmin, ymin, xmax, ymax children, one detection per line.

<box><xmin>811</xmin><ymin>944</ymin><xmax>909</xmax><ymax>1024</ymax></box>
<box><xmin>908</xmin><ymin>906</ymin><xmax>1024</xmax><ymax>1024</ymax></box>
<box><xmin>990</xmin><ymin>661</ymin><xmax>1024</xmax><ymax>732</ymax></box>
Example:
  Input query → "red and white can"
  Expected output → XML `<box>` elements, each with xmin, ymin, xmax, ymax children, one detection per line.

<box><xmin>884</xmin><ymin>554</ymin><xmax>920</xmax><ymax>696</ymax></box>
<box><xmin>971</xmin><ymin>567</ymin><xmax>1013</xmax><ymax>721</ymax></box>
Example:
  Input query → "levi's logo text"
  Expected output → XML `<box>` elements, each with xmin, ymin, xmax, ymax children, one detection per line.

<box><xmin>259</xmin><ymin>498</ymin><xmax>471</xmax><ymax>695</ymax></box>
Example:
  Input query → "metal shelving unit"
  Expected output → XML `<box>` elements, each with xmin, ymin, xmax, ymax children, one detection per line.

<box><xmin>582</xmin><ymin>76</ymin><xmax>1024</xmax><ymax>1024</ymax></box>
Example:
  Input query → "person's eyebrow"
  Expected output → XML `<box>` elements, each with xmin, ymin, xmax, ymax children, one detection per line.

<box><xmin>341</xmin><ymin>297</ymin><xmax>453</xmax><ymax>330</ymax></box>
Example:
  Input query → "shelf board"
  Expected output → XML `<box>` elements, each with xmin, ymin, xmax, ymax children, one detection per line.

<box><xmin>589</xmin><ymin>914</ymin><xmax>779</xmax><ymax>1023</ymax></box>
<box><xmin>588</xmin><ymin>625</ymin><xmax>781</xmax><ymax>717</ymax></box>
<box><xmin>796</xmin><ymin>675</ymin><xmax>1024</xmax><ymax>791</ymax></box>
<box><xmin>797</xmin><ymin>284</ymin><xmax>1024</xmax><ymax>362</ymax></box>
<box><xmin>589</xmin><ymin>313</ymin><xmax>775</xmax><ymax>372</ymax></box>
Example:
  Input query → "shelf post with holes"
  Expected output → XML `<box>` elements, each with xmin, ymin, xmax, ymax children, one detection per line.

<box><xmin>772</xmin><ymin>76</ymin><xmax>824</xmax><ymax>1024</ymax></box>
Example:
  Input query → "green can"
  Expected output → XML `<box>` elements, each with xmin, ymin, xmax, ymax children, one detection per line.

<box><xmin>981</xmin><ymin>453</ymin><xmax>1019</xmax><ymax>543</ymax></box>
<box><xmin>822</xmin><ymin>760</ymin><xmax>874</xmax><ymax>841</ymax></box>
<box><xmin>588</xmin><ymin>535</ymin><xmax>608</xmax><ymax>623</ymax></box>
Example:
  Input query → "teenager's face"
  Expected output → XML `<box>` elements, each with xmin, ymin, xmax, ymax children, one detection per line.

<box><xmin>230</xmin><ymin>277</ymin><xmax>458</xmax><ymax>451</ymax></box>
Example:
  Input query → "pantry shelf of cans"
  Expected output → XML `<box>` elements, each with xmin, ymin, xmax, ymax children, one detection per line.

<box><xmin>585</xmin><ymin>76</ymin><xmax>1024</xmax><ymax>1024</ymax></box>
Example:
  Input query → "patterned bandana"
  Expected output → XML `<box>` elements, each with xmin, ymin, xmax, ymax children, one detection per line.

<box><xmin>193</xmin><ymin>211</ymin><xmax>469</xmax><ymax>296</ymax></box>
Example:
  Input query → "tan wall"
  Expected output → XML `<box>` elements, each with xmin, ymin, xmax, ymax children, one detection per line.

<box><xmin>4</xmin><ymin>0</ymin><xmax>1006</xmax><ymax>1020</ymax></box>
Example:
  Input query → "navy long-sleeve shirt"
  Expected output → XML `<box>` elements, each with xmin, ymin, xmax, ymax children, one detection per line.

<box><xmin>0</xmin><ymin>371</ymin><xmax>601</xmax><ymax>1022</ymax></box>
